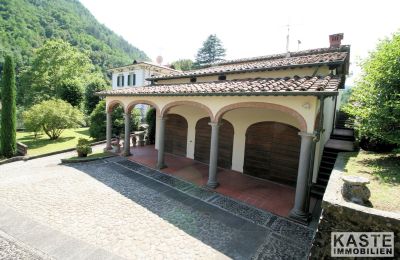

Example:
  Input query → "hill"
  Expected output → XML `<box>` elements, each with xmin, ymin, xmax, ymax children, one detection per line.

<box><xmin>0</xmin><ymin>0</ymin><xmax>148</xmax><ymax>70</ymax></box>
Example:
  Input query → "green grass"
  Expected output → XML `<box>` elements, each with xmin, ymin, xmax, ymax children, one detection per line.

<box><xmin>342</xmin><ymin>150</ymin><xmax>400</xmax><ymax>213</ymax></box>
<box><xmin>17</xmin><ymin>128</ymin><xmax>94</xmax><ymax>156</ymax></box>
<box><xmin>63</xmin><ymin>152</ymin><xmax>112</xmax><ymax>162</ymax></box>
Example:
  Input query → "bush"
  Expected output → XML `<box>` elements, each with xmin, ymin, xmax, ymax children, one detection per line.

<box><xmin>359</xmin><ymin>136</ymin><xmax>398</xmax><ymax>153</ymax></box>
<box><xmin>88</xmin><ymin>100</ymin><xmax>141</xmax><ymax>140</ymax></box>
<box><xmin>84</xmin><ymin>79</ymin><xmax>109</xmax><ymax>115</ymax></box>
<box><xmin>58</xmin><ymin>80</ymin><xmax>83</xmax><ymax>107</ymax></box>
<box><xmin>146</xmin><ymin>107</ymin><xmax>156</xmax><ymax>144</ymax></box>
<box><xmin>23</xmin><ymin>99</ymin><xmax>84</xmax><ymax>140</ymax></box>
<box><xmin>76</xmin><ymin>138</ymin><xmax>92</xmax><ymax>157</ymax></box>
<box><xmin>0</xmin><ymin>55</ymin><xmax>17</xmax><ymax>158</ymax></box>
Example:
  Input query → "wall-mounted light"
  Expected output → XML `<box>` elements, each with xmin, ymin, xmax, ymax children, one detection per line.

<box><xmin>302</xmin><ymin>102</ymin><xmax>311</xmax><ymax>109</ymax></box>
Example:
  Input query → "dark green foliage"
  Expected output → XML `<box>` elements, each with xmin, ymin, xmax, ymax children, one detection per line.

<box><xmin>145</xmin><ymin>107</ymin><xmax>156</xmax><ymax>144</ymax></box>
<box><xmin>343</xmin><ymin>32</ymin><xmax>400</xmax><ymax>146</ymax></box>
<box><xmin>194</xmin><ymin>34</ymin><xmax>226</xmax><ymax>67</ymax></box>
<box><xmin>85</xmin><ymin>79</ymin><xmax>109</xmax><ymax>114</ymax></box>
<box><xmin>0</xmin><ymin>0</ymin><xmax>148</xmax><ymax>69</ymax></box>
<box><xmin>89</xmin><ymin>100</ymin><xmax>140</xmax><ymax>140</ymax></box>
<box><xmin>76</xmin><ymin>137</ymin><xmax>92</xmax><ymax>157</ymax></box>
<box><xmin>0</xmin><ymin>55</ymin><xmax>17</xmax><ymax>157</ymax></box>
<box><xmin>171</xmin><ymin>59</ymin><xmax>194</xmax><ymax>71</ymax></box>
<box><xmin>58</xmin><ymin>80</ymin><xmax>83</xmax><ymax>107</ymax></box>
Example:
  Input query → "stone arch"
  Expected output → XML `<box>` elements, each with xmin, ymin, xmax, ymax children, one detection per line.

<box><xmin>125</xmin><ymin>100</ymin><xmax>161</xmax><ymax>116</ymax></box>
<box><xmin>215</xmin><ymin>102</ymin><xmax>307</xmax><ymax>132</ymax></box>
<box><xmin>106</xmin><ymin>100</ymin><xmax>125</xmax><ymax>113</ymax></box>
<box><xmin>161</xmin><ymin>101</ymin><xmax>214</xmax><ymax>121</ymax></box>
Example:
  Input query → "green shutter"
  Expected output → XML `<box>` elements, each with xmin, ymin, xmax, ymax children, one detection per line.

<box><xmin>128</xmin><ymin>74</ymin><xmax>131</xmax><ymax>86</ymax></box>
<box><xmin>117</xmin><ymin>76</ymin><xmax>120</xmax><ymax>86</ymax></box>
<box><xmin>132</xmin><ymin>74</ymin><xmax>136</xmax><ymax>86</ymax></box>
<box><xmin>121</xmin><ymin>75</ymin><xmax>124</xmax><ymax>86</ymax></box>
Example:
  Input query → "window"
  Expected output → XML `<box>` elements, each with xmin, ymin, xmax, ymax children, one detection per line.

<box><xmin>131</xmin><ymin>73</ymin><xmax>136</xmax><ymax>86</ymax></box>
<box><xmin>117</xmin><ymin>74</ymin><xmax>124</xmax><ymax>87</ymax></box>
<box><xmin>218</xmin><ymin>75</ymin><xmax>226</xmax><ymax>81</ymax></box>
<box><xmin>190</xmin><ymin>77</ymin><xmax>197</xmax><ymax>83</ymax></box>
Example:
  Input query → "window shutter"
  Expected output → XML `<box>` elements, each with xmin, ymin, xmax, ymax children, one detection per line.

<box><xmin>132</xmin><ymin>74</ymin><xmax>136</xmax><ymax>86</ymax></box>
<box><xmin>128</xmin><ymin>74</ymin><xmax>131</xmax><ymax>86</ymax></box>
<box><xmin>122</xmin><ymin>75</ymin><xmax>124</xmax><ymax>86</ymax></box>
<box><xmin>117</xmin><ymin>76</ymin><xmax>120</xmax><ymax>87</ymax></box>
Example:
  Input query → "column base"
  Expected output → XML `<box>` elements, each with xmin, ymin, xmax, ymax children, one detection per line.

<box><xmin>206</xmin><ymin>181</ymin><xmax>219</xmax><ymax>189</ymax></box>
<box><xmin>156</xmin><ymin>162</ymin><xmax>167</xmax><ymax>170</ymax></box>
<box><xmin>288</xmin><ymin>209</ymin><xmax>311</xmax><ymax>225</ymax></box>
<box><xmin>123</xmin><ymin>152</ymin><xmax>132</xmax><ymax>157</ymax></box>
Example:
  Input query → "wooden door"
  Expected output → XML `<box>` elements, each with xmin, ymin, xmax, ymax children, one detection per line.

<box><xmin>164</xmin><ymin>114</ymin><xmax>187</xmax><ymax>156</ymax></box>
<box><xmin>244</xmin><ymin>122</ymin><xmax>300</xmax><ymax>186</ymax></box>
<box><xmin>194</xmin><ymin>118</ymin><xmax>234</xmax><ymax>169</ymax></box>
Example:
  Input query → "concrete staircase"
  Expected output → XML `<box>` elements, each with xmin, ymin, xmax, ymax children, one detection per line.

<box><xmin>311</xmin><ymin>112</ymin><xmax>356</xmax><ymax>199</ymax></box>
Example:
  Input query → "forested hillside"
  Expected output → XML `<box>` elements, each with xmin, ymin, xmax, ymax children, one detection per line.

<box><xmin>0</xmin><ymin>0</ymin><xmax>148</xmax><ymax>70</ymax></box>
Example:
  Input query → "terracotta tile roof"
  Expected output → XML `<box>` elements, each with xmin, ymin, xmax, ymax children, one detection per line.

<box><xmin>149</xmin><ymin>46</ymin><xmax>350</xmax><ymax>80</ymax></box>
<box><xmin>98</xmin><ymin>76</ymin><xmax>341</xmax><ymax>96</ymax></box>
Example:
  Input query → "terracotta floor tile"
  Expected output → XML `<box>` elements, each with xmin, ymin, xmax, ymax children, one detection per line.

<box><xmin>126</xmin><ymin>145</ymin><xmax>316</xmax><ymax>217</ymax></box>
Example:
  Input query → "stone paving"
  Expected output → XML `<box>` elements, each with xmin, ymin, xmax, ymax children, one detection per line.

<box><xmin>0</xmin><ymin>230</ymin><xmax>50</xmax><ymax>260</ymax></box>
<box><xmin>0</xmin><ymin>151</ymin><xmax>314</xmax><ymax>259</ymax></box>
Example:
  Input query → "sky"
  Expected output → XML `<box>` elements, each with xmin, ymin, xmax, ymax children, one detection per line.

<box><xmin>80</xmin><ymin>0</ymin><xmax>400</xmax><ymax>86</ymax></box>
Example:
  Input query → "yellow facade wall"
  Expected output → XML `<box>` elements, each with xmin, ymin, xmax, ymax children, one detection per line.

<box><xmin>155</xmin><ymin>66</ymin><xmax>331</xmax><ymax>85</ymax></box>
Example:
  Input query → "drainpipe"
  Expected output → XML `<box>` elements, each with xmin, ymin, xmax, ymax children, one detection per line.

<box><xmin>305</xmin><ymin>95</ymin><xmax>325</xmax><ymax>213</ymax></box>
<box><xmin>331</xmin><ymin>95</ymin><xmax>338</xmax><ymax>134</ymax></box>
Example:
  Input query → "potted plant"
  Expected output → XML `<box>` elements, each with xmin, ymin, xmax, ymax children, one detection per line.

<box><xmin>76</xmin><ymin>138</ymin><xmax>92</xmax><ymax>157</ymax></box>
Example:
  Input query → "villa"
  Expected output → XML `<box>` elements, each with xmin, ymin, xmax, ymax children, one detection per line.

<box><xmin>98</xmin><ymin>34</ymin><xmax>351</xmax><ymax>224</ymax></box>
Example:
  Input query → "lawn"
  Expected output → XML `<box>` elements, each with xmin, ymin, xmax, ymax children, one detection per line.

<box><xmin>17</xmin><ymin>127</ymin><xmax>94</xmax><ymax>156</ymax></box>
<box><xmin>342</xmin><ymin>150</ymin><xmax>400</xmax><ymax>213</ymax></box>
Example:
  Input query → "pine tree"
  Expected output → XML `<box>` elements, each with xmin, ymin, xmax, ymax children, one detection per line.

<box><xmin>194</xmin><ymin>34</ymin><xmax>226</xmax><ymax>67</ymax></box>
<box><xmin>0</xmin><ymin>55</ymin><xmax>17</xmax><ymax>157</ymax></box>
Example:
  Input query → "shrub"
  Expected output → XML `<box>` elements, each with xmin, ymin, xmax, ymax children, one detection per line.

<box><xmin>359</xmin><ymin>136</ymin><xmax>398</xmax><ymax>152</ymax></box>
<box><xmin>145</xmin><ymin>107</ymin><xmax>156</xmax><ymax>144</ymax></box>
<box><xmin>0</xmin><ymin>55</ymin><xmax>17</xmax><ymax>158</ymax></box>
<box><xmin>84</xmin><ymin>79</ymin><xmax>109</xmax><ymax>115</ymax></box>
<box><xmin>89</xmin><ymin>100</ymin><xmax>141</xmax><ymax>140</ymax></box>
<box><xmin>76</xmin><ymin>138</ymin><xmax>92</xmax><ymax>157</ymax></box>
<box><xmin>23</xmin><ymin>99</ymin><xmax>84</xmax><ymax>140</ymax></box>
<box><xmin>58</xmin><ymin>80</ymin><xmax>83</xmax><ymax>107</ymax></box>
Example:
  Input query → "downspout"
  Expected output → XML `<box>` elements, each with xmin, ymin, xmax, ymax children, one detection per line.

<box><xmin>305</xmin><ymin>95</ymin><xmax>325</xmax><ymax>214</ymax></box>
<box><xmin>331</xmin><ymin>95</ymin><xmax>338</xmax><ymax>134</ymax></box>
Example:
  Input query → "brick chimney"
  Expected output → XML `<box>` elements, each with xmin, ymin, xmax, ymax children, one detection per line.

<box><xmin>329</xmin><ymin>33</ymin><xmax>344</xmax><ymax>48</ymax></box>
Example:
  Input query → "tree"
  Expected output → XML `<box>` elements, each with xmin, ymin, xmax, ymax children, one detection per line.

<box><xmin>58</xmin><ymin>80</ymin><xmax>84</xmax><ymax>107</ymax></box>
<box><xmin>145</xmin><ymin>107</ymin><xmax>156</xmax><ymax>144</ymax></box>
<box><xmin>20</xmin><ymin>39</ymin><xmax>93</xmax><ymax>106</ymax></box>
<box><xmin>171</xmin><ymin>59</ymin><xmax>194</xmax><ymax>71</ymax></box>
<box><xmin>194</xmin><ymin>34</ymin><xmax>226</xmax><ymax>67</ymax></box>
<box><xmin>23</xmin><ymin>99</ymin><xmax>84</xmax><ymax>140</ymax></box>
<box><xmin>343</xmin><ymin>32</ymin><xmax>400</xmax><ymax>146</ymax></box>
<box><xmin>0</xmin><ymin>55</ymin><xmax>17</xmax><ymax>157</ymax></box>
<box><xmin>89</xmin><ymin>100</ymin><xmax>141</xmax><ymax>140</ymax></box>
<box><xmin>85</xmin><ymin>78</ymin><xmax>109</xmax><ymax>115</ymax></box>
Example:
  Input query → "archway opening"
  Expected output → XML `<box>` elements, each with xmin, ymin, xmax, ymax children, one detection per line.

<box><xmin>244</xmin><ymin>121</ymin><xmax>301</xmax><ymax>186</ymax></box>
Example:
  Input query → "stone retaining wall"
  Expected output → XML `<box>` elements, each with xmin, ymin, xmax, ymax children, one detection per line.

<box><xmin>310</xmin><ymin>153</ymin><xmax>400</xmax><ymax>258</ymax></box>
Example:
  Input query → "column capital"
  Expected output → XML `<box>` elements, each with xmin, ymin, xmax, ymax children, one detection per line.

<box><xmin>208</xmin><ymin>121</ymin><xmax>221</xmax><ymax>127</ymax></box>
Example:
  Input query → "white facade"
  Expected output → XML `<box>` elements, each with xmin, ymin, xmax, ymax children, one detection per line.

<box><xmin>109</xmin><ymin>61</ymin><xmax>177</xmax><ymax>89</ymax></box>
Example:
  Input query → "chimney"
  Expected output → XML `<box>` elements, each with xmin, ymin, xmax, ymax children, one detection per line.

<box><xmin>329</xmin><ymin>33</ymin><xmax>344</xmax><ymax>48</ymax></box>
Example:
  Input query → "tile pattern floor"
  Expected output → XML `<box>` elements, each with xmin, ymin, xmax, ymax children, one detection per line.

<box><xmin>127</xmin><ymin>145</ymin><xmax>316</xmax><ymax>217</ymax></box>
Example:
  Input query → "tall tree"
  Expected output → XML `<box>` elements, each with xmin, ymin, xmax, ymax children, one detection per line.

<box><xmin>194</xmin><ymin>34</ymin><xmax>226</xmax><ymax>67</ymax></box>
<box><xmin>343</xmin><ymin>32</ymin><xmax>400</xmax><ymax>146</ymax></box>
<box><xmin>0</xmin><ymin>55</ymin><xmax>17</xmax><ymax>157</ymax></box>
<box><xmin>20</xmin><ymin>39</ymin><xmax>93</xmax><ymax>106</ymax></box>
<box><xmin>85</xmin><ymin>78</ymin><xmax>109</xmax><ymax>115</ymax></box>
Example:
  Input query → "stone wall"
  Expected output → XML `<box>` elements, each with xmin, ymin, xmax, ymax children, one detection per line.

<box><xmin>310</xmin><ymin>153</ymin><xmax>400</xmax><ymax>258</ymax></box>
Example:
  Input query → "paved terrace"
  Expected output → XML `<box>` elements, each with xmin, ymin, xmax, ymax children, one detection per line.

<box><xmin>0</xmin><ymin>150</ymin><xmax>315</xmax><ymax>259</ymax></box>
